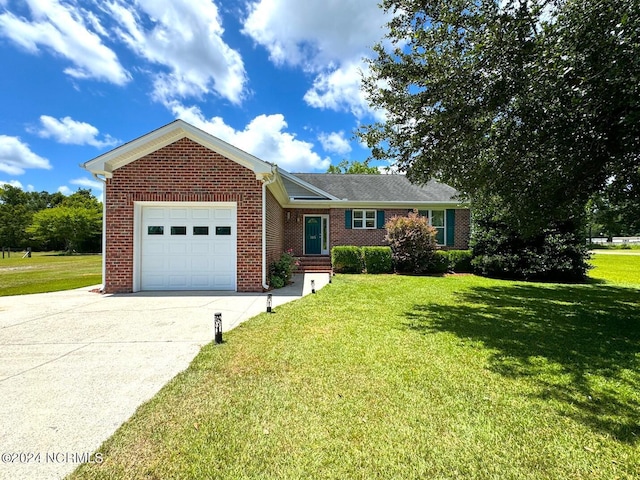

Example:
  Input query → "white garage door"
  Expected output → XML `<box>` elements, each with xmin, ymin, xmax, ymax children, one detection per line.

<box><xmin>140</xmin><ymin>204</ymin><xmax>237</xmax><ymax>290</ymax></box>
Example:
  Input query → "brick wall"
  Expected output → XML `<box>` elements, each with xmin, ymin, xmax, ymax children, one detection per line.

<box><xmin>265</xmin><ymin>188</ymin><xmax>284</xmax><ymax>270</ymax></box>
<box><xmin>283</xmin><ymin>208</ymin><xmax>330</xmax><ymax>256</ymax></box>
<box><xmin>104</xmin><ymin>137</ymin><xmax>264</xmax><ymax>293</ymax></box>
<box><xmin>283</xmin><ymin>207</ymin><xmax>471</xmax><ymax>253</ymax></box>
<box><xmin>453</xmin><ymin>209</ymin><xmax>471</xmax><ymax>250</ymax></box>
<box><xmin>329</xmin><ymin>208</ymin><xmax>411</xmax><ymax>248</ymax></box>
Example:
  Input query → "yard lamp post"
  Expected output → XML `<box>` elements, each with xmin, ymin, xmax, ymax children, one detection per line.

<box><xmin>311</xmin><ymin>279</ymin><xmax>316</xmax><ymax>294</ymax></box>
<box><xmin>214</xmin><ymin>312</ymin><xmax>223</xmax><ymax>344</ymax></box>
<box><xmin>266</xmin><ymin>293</ymin><xmax>273</xmax><ymax>313</ymax></box>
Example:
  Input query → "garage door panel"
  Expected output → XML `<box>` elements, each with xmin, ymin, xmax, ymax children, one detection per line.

<box><xmin>191</xmin><ymin>209</ymin><xmax>211</xmax><ymax>219</ymax></box>
<box><xmin>170</xmin><ymin>208</ymin><xmax>188</xmax><ymax>219</ymax></box>
<box><xmin>168</xmin><ymin>243</ymin><xmax>188</xmax><ymax>255</ymax></box>
<box><xmin>142</xmin><ymin>274</ymin><xmax>165</xmax><ymax>289</ymax></box>
<box><xmin>212</xmin><ymin>242</ymin><xmax>232</xmax><ymax>254</ymax></box>
<box><xmin>142</xmin><ymin>257</ymin><xmax>167</xmax><ymax>271</ymax></box>
<box><xmin>215</xmin><ymin>209</ymin><xmax>232</xmax><ymax>219</ymax></box>
<box><xmin>168</xmin><ymin>275</ymin><xmax>188</xmax><ymax>288</ymax></box>
<box><xmin>190</xmin><ymin>242</ymin><xmax>212</xmax><ymax>255</ymax></box>
<box><xmin>143</xmin><ymin>242</ymin><xmax>166</xmax><ymax>256</ymax></box>
<box><xmin>140</xmin><ymin>204</ymin><xmax>236</xmax><ymax>291</ymax></box>
<box><xmin>214</xmin><ymin>258</ymin><xmax>234</xmax><ymax>271</ymax></box>
<box><xmin>168</xmin><ymin>257</ymin><xmax>188</xmax><ymax>270</ymax></box>
<box><xmin>190</xmin><ymin>257</ymin><xmax>211</xmax><ymax>270</ymax></box>
<box><xmin>145</xmin><ymin>208</ymin><xmax>165</xmax><ymax>220</ymax></box>
<box><xmin>214</xmin><ymin>275</ymin><xmax>233</xmax><ymax>288</ymax></box>
<box><xmin>191</xmin><ymin>275</ymin><xmax>210</xmax><ymax>288</ymax></box>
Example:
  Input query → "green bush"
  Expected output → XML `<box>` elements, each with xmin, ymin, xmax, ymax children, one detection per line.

<box><xmin>471</xmin><ymin>211</ymin><xmax>590</xmax><ymax>282</ymax></box>
<box><xmin>270</xmin><ymin>275</ymin><xmax>285</xmax><ymax>289</ymax></box>
<box><xmin>362</xmin><ymin>246</ymin><xmax>393</xmax><ymax>274</ymax></box>
<box><xmin>385</xmin><ymin>212</ymin><xmax>438</xmax><ymax>273</ymax></box>
<box><xmin>269</xmin><ymin>249</ymin><xmax>298</xmax><ymax>288</ymax></box>
<box><xmin>447</xmin><ymin>250</ymin><xmax>473</xmax><ymax>272</ymax></box>
<box><xmin>429</xmin><ymin>251</ymin><xmax>450</xmax><ymax>274</ymax></box>
<box><xmin>332</xmin><ymin>246</ymin><xmax>363</xmax><ymax>273</ymax></box>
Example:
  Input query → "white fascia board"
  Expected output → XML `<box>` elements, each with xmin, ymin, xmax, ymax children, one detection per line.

<box><xmin>82</xmin><ymin>119</ymin><xmax>273</xmax><ymax>177</ymax></box>
<box><xmin>285</xmin><ymin>200</ymin><xmax>467</xmax><ymax>209</ymax></box>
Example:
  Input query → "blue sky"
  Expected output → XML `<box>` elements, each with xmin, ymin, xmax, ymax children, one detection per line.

<box><xmin>0</xmin><ymin>0</ymin><xmax>391</xmax><ymax>197</ymax></box>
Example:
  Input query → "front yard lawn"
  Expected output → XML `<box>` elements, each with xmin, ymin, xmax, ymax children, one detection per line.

<box><xmin>71</xmin><ymin>258</ymin><xmax>639</xmax><ymax>479</ymax></box>
<box><xmin>0</xmin><ymin>252</ymin><xmax>101</xmax><ymax>296</ymax></box>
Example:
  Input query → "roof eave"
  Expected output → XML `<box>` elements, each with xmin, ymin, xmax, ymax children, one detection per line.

<box><xmin>82</xmin><ymin>119</ymin><xmax>273</xmax><ymax>178</ymax></box>
<box><xmin>285</xmin><ymin>199</ymin><xmax>468</xmax><ymax>209</ymax></box>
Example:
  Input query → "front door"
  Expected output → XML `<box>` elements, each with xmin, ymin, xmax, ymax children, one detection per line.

<box><xmin>304</xmin><ymin>216</ymin><xmax>322</xmax><ymax>255</ymax></box>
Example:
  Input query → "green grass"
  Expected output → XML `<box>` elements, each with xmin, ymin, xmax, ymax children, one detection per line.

<box><xmin>590</xmin><ymin>252</ymin><xmax>640</xmax><ymax>285</ymax></box>
<box><xmin>70</xmin><ymin>255</ymin><xmax>639</xmax><ymax>480</ymax></box>
<box><xmin>0</xmin><ymin>251</ymin><xmax>101</xmax><ymax>296</ymax></box>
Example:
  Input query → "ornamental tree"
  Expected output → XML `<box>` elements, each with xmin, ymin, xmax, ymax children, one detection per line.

<box><xmin>360</xmin><ymin>0</ymin><xmax>640</xmax><ymax>236</ymax></box>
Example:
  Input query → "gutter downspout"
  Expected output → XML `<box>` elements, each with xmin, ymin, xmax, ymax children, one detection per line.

<box><xmin>92</xmin><ymin>173</ymin><xmax>107</xmax><ymax>292</ymax></box>
<box><xmin>261</xmin><ymin>168</ymin><xmax>277</xmax><ymax>290</ymax></box>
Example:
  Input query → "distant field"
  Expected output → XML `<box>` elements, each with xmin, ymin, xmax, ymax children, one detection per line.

<box><xmin>0</xmin><ymin>252</ymin><xmax>101</xmax><ymax>296</ymax></box>
<box><xmin>589</xmin><ymin>251</ymin><xmax>640</xmax><ymax>285</ymax></box>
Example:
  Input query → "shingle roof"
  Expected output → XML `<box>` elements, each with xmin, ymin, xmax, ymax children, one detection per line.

<box><xmin>289</xmin><ymin>173</ymin><xmax>460</xmax><ymax>203</ymax></box>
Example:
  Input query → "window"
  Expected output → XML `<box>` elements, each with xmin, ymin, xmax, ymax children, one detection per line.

<box><xmin>193</xmin><ymin>226</ymin><xmax>209</xmax><ymax>236</ymax></box>
<box><xmin>431</xmin><ymin>210</ymin><xmax>445</xmax><ymax>245</ymax></box>
<box><xmin>418</xmin><ymin>209</ymin><xmax>446</xmax><ymax>245</ymax></box>
<box><xmin>216</xmin><ymin>226</ymin><xmax>231</xmax><ymax>235</ymax></box>
<box><xmin>147</xmin><ymin>226</ymin><xmax>164</xmax><ymax>235</ymax></box>
<box><xmin>353</xmin><ymin>209</ymin><xmax>376</xmax><ymax>229</ymax></box>
<box><xmin>171</xmin><ymin>226</ymin><xmax>187</xmax><ymax>235</ymax></box>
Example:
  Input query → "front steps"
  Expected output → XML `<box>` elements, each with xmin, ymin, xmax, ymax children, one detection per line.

<box><xmin>296</xmin><ymin>255</ymin><xmax>332</xmax><ymax>273</ymax></box>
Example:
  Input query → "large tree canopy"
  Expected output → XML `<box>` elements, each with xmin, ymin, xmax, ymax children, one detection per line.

<box><xmin>361</xmin><ymin>0</ymin><xmax>640</xmax><ymax>234</ymax></box>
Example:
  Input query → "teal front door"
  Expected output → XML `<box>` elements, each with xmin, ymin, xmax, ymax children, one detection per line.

<box><xmin>305</xmin><ymin>216</ymin><xmax>322</xmax><ymax>255</ymax></box>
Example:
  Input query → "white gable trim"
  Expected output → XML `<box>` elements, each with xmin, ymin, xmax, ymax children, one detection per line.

<box><xmin>82</xmin><ymin>119</ymin><xmax>273</xmax><ymax>179</ymax></box>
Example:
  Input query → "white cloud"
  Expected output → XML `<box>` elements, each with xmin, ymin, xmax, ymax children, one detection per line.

<box><xmin>243</xmin><ymin>0</ymin><xmax>389</xmax><ymax>70</ymax></box>
<box><xmin>107</xmin><ymin>0</ymin><xmax>247</xmax><ymax>105</ymax></box>
<box><xmin>243</xmin><ymin>1</ymin><xmax>390</xmax><ymax>119</ymax></box>
<box><xmin>0</xmin><ymin>135</ymin><xmax>52</xmax><ymax>175</ymax></box>
<box><xmin>318</xmin><ymin>131</ymin><xmax>351</xmax><ymax>155</ymax></box>
<box><xmin>56</xmin><ymin>178</ymin><xmax>104</xmax><ymax>201</ymax></box>
<box><xmin>0</xmin><ymin>179</ymin><xmax>24</xmax><ymax>189</ymax></box>
<box><xmin>304</xmin><ymin>61</ymin><xmax>385</xmax><ymax>120</ymax></box>
<box><xmin>34</xmin><ymin>116</ymin><xmax>119</xmax><ymax>148</ymax></box>
<box><xmin>0</xmin><ymin>0</ymin><xmax>129</xmax><ymax>84</ymax></box>
<box><xmin>70</xmin><ymin>177</ymin><xmax>104</xmax><ymax>192</ymax></box>
<box><xmin>170</xmin><ymin>103</ymin><xmax>331</xmax><ymax>172</ymax></box>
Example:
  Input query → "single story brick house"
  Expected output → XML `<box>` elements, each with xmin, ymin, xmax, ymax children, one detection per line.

<box><xmin>83</xmin><ymin>120</ymin><xmax>470</xmax><ymax>293</ymax></box>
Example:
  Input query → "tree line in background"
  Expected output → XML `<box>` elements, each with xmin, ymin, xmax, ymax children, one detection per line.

<box><xmin>0</xmin><ymin>185</ymin><xmax>102</xmax><ymax>254</ymax></box>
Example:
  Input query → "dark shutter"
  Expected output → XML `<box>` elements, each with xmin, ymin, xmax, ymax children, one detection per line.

<box><xmin>345</xmin><ymin>209</ymin><xmax>352</xmax><ymax>229</ymax></box>
<box><xmin>446</xmin><ymin>209</ymin><xmax>455</xmax><ymax>246</ymax></box>
<box><xmin>376</xmin><ymin>210</ymin><xmax>385</xmax><ymax>229</ymax></box>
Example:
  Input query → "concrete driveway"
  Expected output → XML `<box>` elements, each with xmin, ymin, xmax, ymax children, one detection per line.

<box><xmin>0</xmin><ymin>273</ymin><xmax>328</xmax><ymax>480</ymax></box>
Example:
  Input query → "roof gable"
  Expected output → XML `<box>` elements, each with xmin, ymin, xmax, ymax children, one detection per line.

<box><xmin>83</xmin><ymin>119</ymin><xmax>273</xmax><ymax>179</ymax></box>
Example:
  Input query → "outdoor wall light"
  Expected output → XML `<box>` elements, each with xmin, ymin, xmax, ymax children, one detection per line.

<box><xmin>266</xmin><ymin>293</ymin><xmax>273</xmax><ymax>313</ymax></box>
<box><xmin>311</xmin><ymin>279</ymin><xmax>316</xmax><ymax>294</ymax></box>
<box><xmin>286</xmin><ymin>211</ymin><xmax>291</xmax><ymax>221</ymax></box>
<box><xmin>214</xmin><ymin>312</ymin><xmax>223</xmax><ymax>344</ymax></box>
